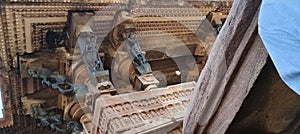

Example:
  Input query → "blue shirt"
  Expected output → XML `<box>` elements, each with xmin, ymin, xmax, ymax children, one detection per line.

<box><xmin>258</xmin><ymin>0</ymin><xmax>300</xmax><ymax>95</ymax></box>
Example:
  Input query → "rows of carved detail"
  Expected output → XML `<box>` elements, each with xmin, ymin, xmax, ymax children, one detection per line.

<box><xmin>0</xmin><ymin>4</ymin><xmax>123</xmax><ymax>69</ymax></box>
<box><xmin>0</xmin><ymin>12</ymin><xmax>9</xmax><ymax>69</ymax></box>
<box><xmin>4</xmin><ymin>0</ymin><xmax>126</xmax><ymax>4</ymax></box>
<box><xmin>97</xmin><ymin>89</ymin><xmax>193</xmax><ymax>133</ymax></box>
<box><xmin>105</xmin><ymin>102</ymin><xmax>190</xmax><ymax>134</ymax></box>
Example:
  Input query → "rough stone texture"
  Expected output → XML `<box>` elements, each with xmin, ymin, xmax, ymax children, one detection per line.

<box><xmin>0</xmin><ymin>114</ymin><xmax>57</xmax><ymax>134</ymax></box>
<box><xmin>183</xmin><ymin>0</ymin><xmax>266</xmax><ymax>133</ymax></box>
<box><xmin>0</xmin><ymin>69</ymin><xmax>13</xmax><ymax>128</ymax></box>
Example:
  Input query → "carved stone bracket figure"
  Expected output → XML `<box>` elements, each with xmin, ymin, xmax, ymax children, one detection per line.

<box><xmin>124</xmin><ymin>33</ymin><xmax>152</xmax><ymax>75</ymax></box>
<box><xmin>77</xmin><ymin>26</ymin><xmax>104</xmax><ymax>73</ymax></box>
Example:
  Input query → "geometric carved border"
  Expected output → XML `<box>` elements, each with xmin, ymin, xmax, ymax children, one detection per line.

<box><xmin>24</xmin><ymin>17</ymin><xmax>67</xmax><ymax>53</ymax></box>
<box><xmin>0</xmin><ymin>70</ymin><xmax>13</xmax><ymax>128</ymax></box>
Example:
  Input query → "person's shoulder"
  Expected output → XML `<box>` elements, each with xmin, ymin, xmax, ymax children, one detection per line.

<box><xmin>259</xmin><ymin>1</ymin><xmax>300</xmax><ymax>34</ymax></box>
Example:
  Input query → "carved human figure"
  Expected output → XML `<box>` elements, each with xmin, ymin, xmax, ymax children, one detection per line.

<box><xmin>141</xmin><ymin>112</ymin><xmax>149</xmax><ymax>120</ymax></box>
<box><xmin>133</xmin><ymin>101</ymin><xmax>139</xmax><ymax>107</ymax></box>
<box><xmin>123</xmin><ymin>103</ymin><xmax>133</xmax><ymax>111</ymax></box>
<box><xmin>166</xmin><ymin>105</ymin><xmax>177</xmax><ymax>113</ymax></box>
<box><xmin>124</xmin><ymin>33</ymin><xmax>152</xmax><ymax>75</ymax></box>
<box><xmin>111</xmin><ymin>118</ymin><xmax>123</xmax><ymax>130</ymax></box>
<box><xmin>160</xmin><ymin>95</ymin><xmax>167</xmax><ymax>102</ymax></box>
<box><xmin>141</xmin><ymin>100</ymin><xmax>148</xmax><ymax>107</ymax></box>
<box><xmin>114</xmin><ymin>105</ymin><xmax>123</xmax><ymax>112</ymax></box>
<box><xmin>179</xmin><ymin>91</ymin><xmax>185</xmax><ymax>97</ymax></box>
<box><xmin>121</xmin><ymin>116</ymin><xmax>133</xmax><ymax>125</ymax></box>
<box><xmin>167</xmin><ymin>94</ymin><xmax>173</xmax><ymax>100</ymax></box>
<box><xmin>174</xmin><ymin>92</ymin><xmax>179</xmax><ymax>98</ymax></box>
<box><xmin>146</xmin><ymin>111</ymin><xmax>154</xmax><ymax>119</ymax></box>
<box><xmin>156</xmin><ymin>98</ymin><xmax>162</xmax><ymax>103</ymax></box>
<box><xmin>99</xmin><ymin>119</ymin><xmax>106</xmax><ymax>127</ymax></box>
<box><xmin>130</xmin><ymin>114</ymin><xmax>142</xmax><ymax>123</ymax></box>
<box><xmin>150</xmin><ymin>98</ymin><xmax>157</xmax><ymax>105</ymax></box>
<box><xmin>158</xmin><ymin>108</ymin><xmax>167</xmax><ymax>115</ymax></box>
<box><xmin>150</xmin><ymin>110</ymin><xmax>158</xmax><ymax>118</ymax></box>
<box><xmin>77</xmin><ymin>27</ymin><xmax>104</xmax><ymax>72</ymax></box>
<box><xmin>103</xmin><ymin>107</ymin><xmax>114</xmax><ymax>116</ymax></box>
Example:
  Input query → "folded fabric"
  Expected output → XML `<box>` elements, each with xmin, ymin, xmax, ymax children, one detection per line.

<box><xmin>258</xmin><ymin>0</ymin><xmax>300</xmax><ymax>95</ymax></box>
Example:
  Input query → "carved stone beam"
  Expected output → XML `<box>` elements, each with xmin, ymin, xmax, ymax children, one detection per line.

<box><xmin>183</xmin><ymin>0</ymin><xmax>267</xmax><ymax>133</ymax></box>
